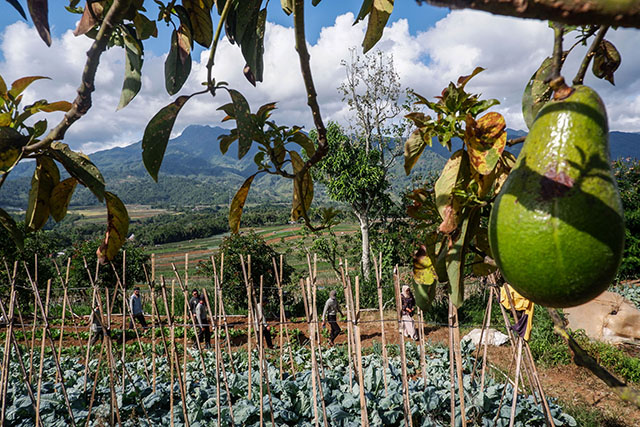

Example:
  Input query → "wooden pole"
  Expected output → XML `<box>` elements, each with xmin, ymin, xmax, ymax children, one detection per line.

<box><xmin>0</xmin><ymin>287</ymin><xmax>41</xmax><ymax>426</ymax></box>
<box><xmin>28</xmin><ymin>286</ymin><xmax>37</xmax><ymax>383</ymax></box>
<box><xmin>302</xmin><ymin>278</ymin><xmax>321</xmax><ymax>427</ymax></box>
<box><xmin>83</xmin><ymin>339</ymin><xmax>105</xmax><ymax>427</ymax></box>
<box><xmin>308</xmin><ymin>254</ymin><xmax>326</xmax><ymax>381</ymax></box>
<box><xmin>56</xmin><ymin>258</ymin><xmax>72</xmax><ymax>380</ymax></box>
<box><xmin>311</xmin><ymin>277</ymin><xmax>330</xmax><ymax>427</ymax></box>
<box><xmin>417</xmin><ymin>307</ymin><xmax>428</xmax><ymax>385</ymax></box>
<box><xmin>448</xmin><ymin>302</ymin><xmax>456</xmax><ymax>427</ymax></box>
<box><xmin>451</xmin><ymin>302</ymin><xmax>467</xmax><ymax>427</ymax></box>
<box><xmin>480</xmin><ymin>287</ymin><xmax>494</xmax><ymax>393</ymax></box>
<box><xmin>339</xmin><ymin>261</ymin><xmax>355</xmax><ymax>390</ymax></box>
<box><xmin>81</xmin><ymin>258</ymin><xmax>99</xmax><ymax>394</ymax></box>
<box><xmin>0</xmin><ymin>288</ymin><xmax>17</xmax><ymax>427</ymax></box>
<box><xmin>509</xmin><ymin>337</ymin><xmax>524</xmax><ymax>427</ymax></box>
<box><xmin>373</xmin><ymin>253</ymin><xmax>389</xmax><ymax>395</ymax></box>
<box><xmin>240</xmin><ymin>254</ymin><xmax>253</xmax><ymax>401</ymax></box>
<box><xmin>171</xmin><ymin>262</ymin><xmax>207</xmax><ymax>374</ymax></box>
<box><xmin>35</xmin><ymin>278</ymin><xmax>52</xmax><ymax>427</ymax></box>
<box><xmin>159</xmin><ymin>277</ymin><xmax>192</xmax><ymax>427</ymax></box>
<box><xmin>258</xmin><ymin>276</ymin><xmax>277</xmax><ymax>427</ymax></box>
<box><xmin>273</xmin><ymin>256</ymin><xmax>295</xmax><ymax>378</ymax></box>
<box><xmin>205</xmin><ymin>287</ymin><xmax>235</xmax><ymax>425</ymax></box>
<box><xmin>211</xmin><ymin>255</ymin><xmax>235</xmax><ymax>374</ymax></box>
<box><xmin>23</xmin><ymin>262</ymin><xmax>78</xmax><ymax>427</ymax></box>
<box><xmin>258</xmin><ymin>277</ymin><xmax>265</xmax><ymax>427</ymax></box>
<box><xmin>350</xmin><ymin>275</ymin><xmax>369</xmax><ymax>427</ymax></box>
<box><xmin>393</xmin><ymin>267</ymin><xmax>413</xmax><ymax>427</ymax></box>
<box><xmin>111</xmin><ymin>263</ymin><xmax>151</xmax><ymax>385</ymax></box>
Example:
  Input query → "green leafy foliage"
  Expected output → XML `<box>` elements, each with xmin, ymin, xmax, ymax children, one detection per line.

<box><xmin>613</xmin><ymin>158</ymin><xmax>640</xmax><ymax>280</ymax></box>
<box><xmin>0</xmin><ymin>337</ymin><xmax>577</xmax><ymax>426</ymax></box>
<box><xmin>199</xmin><ymin>231</ymin><xmax>294</xmax><ymax>315</ymax></box>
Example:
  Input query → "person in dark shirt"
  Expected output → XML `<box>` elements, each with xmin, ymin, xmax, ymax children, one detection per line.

<box><xmin>322</xmin><ymin>290</ymin><xmax>344</xmax><ymax>345</ymax></box>
<box><xmin>195</xmin><ymin>297</ymin><xmax>211</xmax><ymax>349</ymax></box>
<box><xmin>401</xmin><ymin>285</ymin><xmax>418</xmax><ymax>340</ymax></box>
<box><xmin>129</xmin><ymin>287</ymin><xmax>147</xmax><ymax>329</ymax></box>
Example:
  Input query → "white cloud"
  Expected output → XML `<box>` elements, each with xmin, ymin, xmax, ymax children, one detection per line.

<box><xmin>0</xmin><ymin>10</ymin><xmax>639</xmax><ymax>154</ymax></box>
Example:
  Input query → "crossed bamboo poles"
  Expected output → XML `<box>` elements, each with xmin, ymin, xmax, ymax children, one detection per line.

<box><xmin>0</xmin><ymin>251</ymin><xmax>563</xmax><ymax>427</ymax></box>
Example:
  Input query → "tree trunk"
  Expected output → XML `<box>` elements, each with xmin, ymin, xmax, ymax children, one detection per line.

<box><xmin>358</xmin><ymin>213</ymin><xmax>371</xmax><ymax>280</ymax></box>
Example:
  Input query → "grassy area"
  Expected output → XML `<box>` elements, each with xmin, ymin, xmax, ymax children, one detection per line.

<box><xmin>68</xmin><ymin>205</ymin><xmax>177</xmax><ymax>224</ymax></box>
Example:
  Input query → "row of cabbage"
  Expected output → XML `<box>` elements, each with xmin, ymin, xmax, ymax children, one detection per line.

<box><xmin>2</xmin><ymin>340</ymin><xmax>577</xmax><ymax>426</ymax></box>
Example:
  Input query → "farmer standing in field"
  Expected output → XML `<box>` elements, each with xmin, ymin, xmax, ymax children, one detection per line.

<box><xmin>129</xmin><ymin>287</ymin><xmax>148</xmax><ymax>329</ymax></box>
<box><xmin>322</xmin><ymin>290</ymin><xmax>344</xmax><ymax>346</ymax></box>
<box><xmin>89</xmin><ymin>306</ymin><xmax>108</xmax><ymax>346</ymax></box>
<box><xmin>401</xmin><ymin>285</ymin><xmax>418</xmax><ymax>340</ymax></box>
<box><xmin>195</xmin><ymin>297</ymin><xmax>211</xmax><ymax>349</ymax></box>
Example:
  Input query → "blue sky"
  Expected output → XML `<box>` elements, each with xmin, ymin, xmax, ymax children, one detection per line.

<box><xmin>0</xmin><ymin>2</ymin><xmax>638</xmax><ymax>153</ymax></box>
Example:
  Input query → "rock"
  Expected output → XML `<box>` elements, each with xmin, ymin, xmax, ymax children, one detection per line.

<box><xmin>462</xmin><ymin>328</ymin><xmax>509</xmax><ymax>346</ymax></box>
<box><xmin>564</xmin><ymin>291</ymin><xmax>640</xmax><ymax>345</ymax></box>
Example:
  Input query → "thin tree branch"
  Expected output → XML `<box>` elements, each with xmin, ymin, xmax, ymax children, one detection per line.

<box><xmin>417</xmin><ymin>0</ymin><xmax>640</xmax><ymax>29</ymax></box>
<box><xmin>551</xmin><ymin>24</ymin><xmax>565</xmax><ymax>81</ymax></box>
<box><xmin>207</xmin><ymin>0</ymin><xmax>233</xmax><ymax>93</ymax></box>
<box><xmin>293</xmin><ymin>0</ymin><xmax>328</xmax><ymax>174</ymax></box>
<box><xmin>573</xmin><ymin>25</ymin><xmax>609</xmax><ymax>85</ymax></box>
<box><xmin>24</xmin><ymin>0</ymin><xmax>130</xmax><ymax>154</ymax></box>
<box><xmin>506</xmin><ymin>136</ymin><xmax>526</xmax><ymax>146</ymax></box>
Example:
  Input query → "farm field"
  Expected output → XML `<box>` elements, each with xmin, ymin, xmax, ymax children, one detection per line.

<box><xmin>2</xmin><ymin>309</ymin><xmax>639</xmax><ymax>426</ymax></box>
<box><xmin>148</xmin><ymin>222</ymin><xmax>359</xmax><ymax>285</ymax></box>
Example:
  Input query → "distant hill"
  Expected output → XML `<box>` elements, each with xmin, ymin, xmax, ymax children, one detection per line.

<box><xmin>2</xmin><ymin>125</ymin><xmax>638</xmax><ymax>209</ymax></box>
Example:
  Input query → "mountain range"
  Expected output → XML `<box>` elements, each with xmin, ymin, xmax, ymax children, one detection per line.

<box><xmin>1</xmin><ymin>125</ymin><xmax>639</xmax><ymax>209</ymax></box>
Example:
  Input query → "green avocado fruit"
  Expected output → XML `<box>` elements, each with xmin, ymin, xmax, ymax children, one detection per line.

<box><xmin>413</xmin><ymin>282</ymin><xmax>435</xmax><ymax>313</ymax></box>
<box><xmin>488</xmin><ymin>85</ymin><xmax>625</xmax><ymax>308</ymax></box>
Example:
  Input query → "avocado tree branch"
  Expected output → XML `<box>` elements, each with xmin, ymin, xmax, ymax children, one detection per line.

<box><xmin>206</xmin><ymin>0</ymin><xmax>233</xmax><ymax>93</ymax></box>
<box><xmin>293</xmin><ymin>0</ymin><xmax>328</xmax><ymax>175</ymax></box>
<box><xmin>416</xmin><ymin>0</ymin><xmax>640</xmax><ymax>29</ymax></box>
<box><xmin>573</xmin><ymin>25</ymin><xmax>609</xmax><ymax>85</ymax></box>
<box><xmin>546</xmin><ymin>308</ymin><xmax>640</xmax><ymax>408</ymax></box>
<box><xmin>23</xmin><ymin>0</ymin><xmax>130</xmax><ymax>154</ymax></box>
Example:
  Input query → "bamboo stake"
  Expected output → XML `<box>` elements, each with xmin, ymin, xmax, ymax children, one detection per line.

<box><xmin>182</xmin><ymin>290</ymin><xmax>188</xmax><ymax>382</ymax></box>
<box><xmin>171</xmin><ymin>278</ymin><xmax>175</xmax><ymax>323</ymax></box>
<box><xmin>258</xmin><ymin>278</ymin><xmax>264</xmax><ymax>426</ymax></box>
<box><xmin>212</xmin><ymin>282</ymin><xmax>223</xmax><ymax>425</ymax></box>
<box><xmin>259</xmin><ymin>276</ymin><xmax>277</xmax><ymax>427</ymax></box>
<box><xmin>509</xmin><ymin>337</ymin><xmax>524</xmax><ymax>427</ymax></box>
<box><xmin>500</xmin><ymin>284</ymin><xmax>554</xmax><ymax>425</ymax></box>
<box><xmin>91</xmin><ymin>281</ymin><xmax>122</xmax><ymax>426</ymax></box>
<box><xmin>471</xmin><ymin>286</ymin><xmax>492</xmax><ymax>382</ymax></box>
<box><xmin>0</xmin><ymin>288</ymin><xmax>41</xmax><ymax>426</ymax></box>
<box><xmin>480</xmin><ymin>287</ymin><xmax>494</xmax><ymax>393</ymax></box>
<box><xmin>211</xmin><ymin>255</ymin><xmax>235</xmax><ymax>374</ymax></box>
<box><xmin>35</xmin><ymin>278</ymin><xmax>52</xmax><ymax>427</ymax></box>
<box><xmin>81</xmin><ymin>258</ymin><xmax>99</xmax><ymax>394</ymax></box>
<box><xmin>111</xmin><ymin>263</ymin><xmax>151</xmax><ymax>385</ymax></box>
<box><xmin>373</xmin><ymin>253</ymin><xmax>389</xmax><ymax>395</ymax></box>
<box><xmin>151</xmin><ymin>252</ymin><xmax>158</xmax><ymax>393</ymax></box>
<box><xmin>417</xmin><ymin>307</ymin><xmax>428</xmax><ymax>386</ymax></box>
<box><xmin>302</xmin><ymin>278</ymin><xmax>320</xmax><ymax>427</ymax></box>
<box><xmin>28</xmin><ymin>286</ymin><xmax>37</xmax><ymax>383</ymax></box>
<box><xmin>23</xmin><ymin>263</ymin><xmax>77</xmax><ymax>427</ymax></box>
<box><xmin>0</xmin><ymin>288</ymin><xmax>17</xmax><ymax>427</ymax></box>
<box><xmin>311</xmin><ymin>277</ymin><xmax>330</xmax><ymax>427</ymax></box>
<box><xmin>240</xmin><ymin>255</ymin><xmax>253</xmax><ymax>401</ymax></box>
<box><xmin>308</xmin><ymin>254</ymin><xmax>326</xmax><ymax>381</ymax></box>
<box><xmin>393</xmin><ymin>266</ymin><xmax>413</xmax><ymax>427</ymax></box>
<box><xmin>350</xmin><ymin>275</ymin><xmax>369</xmax><ymax>427</ymax></box>
<box><xmin>205</xmin><ymin>287</ymin><xmax>235</xmax><ymax>425</ymax></box>
<box><xmin>500</xmin><ymin>285</ymin><xmax>543</xmax><ymax>407</ymax></box>
<box><xmin>273</xmin><ymin>256</ymin><xmax>296</xmax><ymax>378</ymax></box>
<box><xmin>451</xmin><ymin>303</ymin><xmax>467</xmax><ymax>427</ymax></box>
<box><xmin>171</xmin><ymin>262</ymin><xmax>207</xmax><ymax>374</ymax></box>
<box><xmin>448</xmin><ymin>302</ymin><xmax>456</xmax><ymax>427</ymax></box>
<box><xmin>339</xmin><ymin>261</ymin><xmax>355</xmax><ymax>390</ymax></box>
<box><xmin>159</xmin><ymin>277</ymin><xmax>191</xmax><ymax>427</ymax></box>
<box><xmin>55</xmin><ymin>258</ymin><xmax>72</xmax><ymax>380</ymax></box>
<box><xmin>84</xmin><ymin>338</ymin><xmax>105</xmax><ymax>427</ymax></box>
